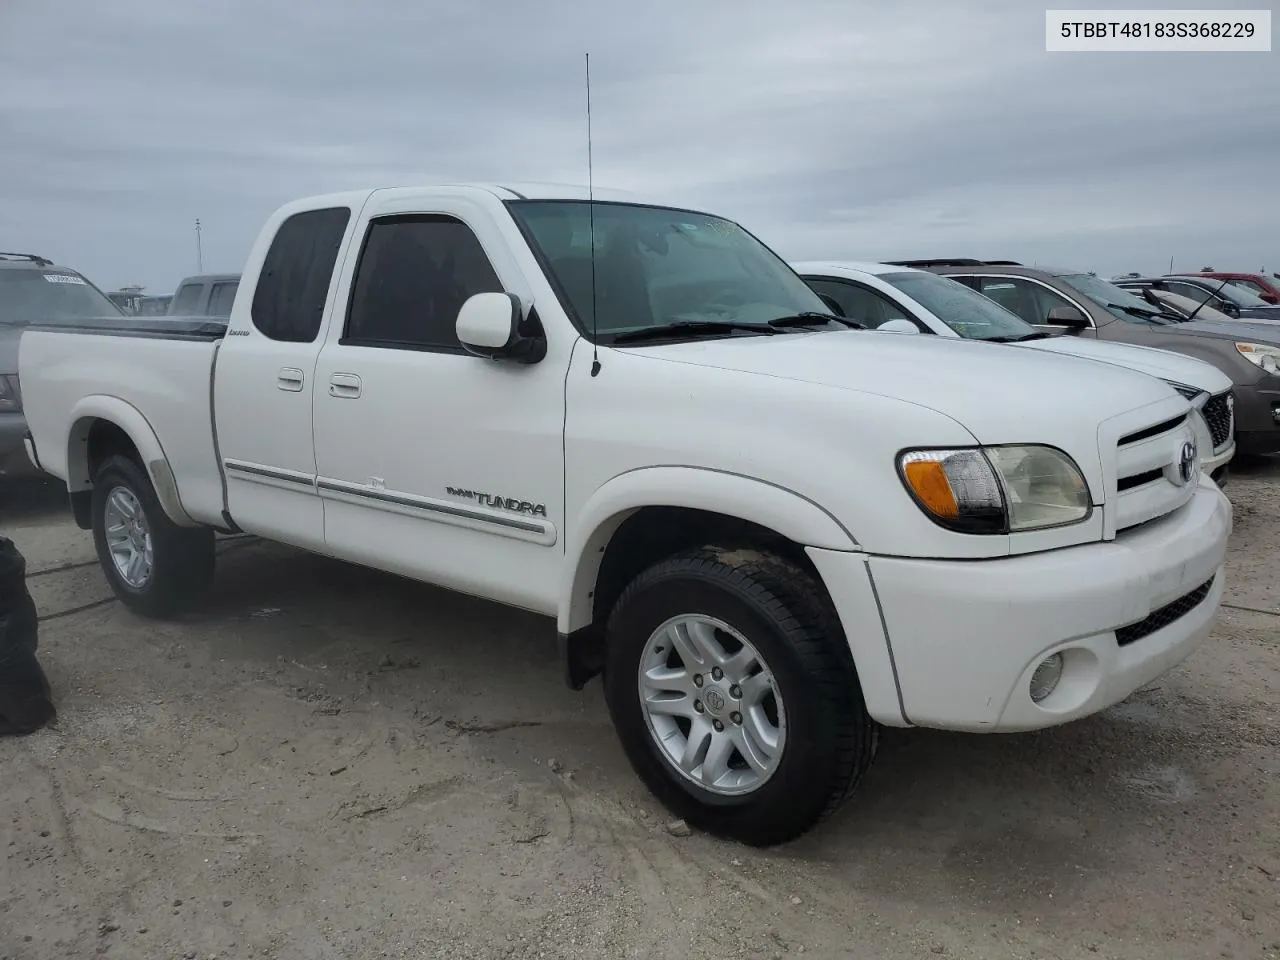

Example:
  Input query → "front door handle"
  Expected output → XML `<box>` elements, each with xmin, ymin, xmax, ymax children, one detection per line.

<box><xmin>329</xmin><ymin>373</ymin><xmax>362</xmax><ymax>399</ymax></box>
<box><xmin>277</xmin><ymin>367</ymin><xmax>305</xmax><ymax>392</ymax></box>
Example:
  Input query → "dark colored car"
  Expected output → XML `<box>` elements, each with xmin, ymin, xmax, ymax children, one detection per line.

<box><xmin>891</xmin><ymin>259</ymin><xmax>1280</xmax><ymax>456</ymax></box>
<box><xmin>1113</xmin><ymin>275</ymin><xmax>1280</xmax><ymax>323</ymax></box>
<box><xmin>0</xmin><ymin>252</ymin><xmax>126</xmax><ymax>478</ymax></box>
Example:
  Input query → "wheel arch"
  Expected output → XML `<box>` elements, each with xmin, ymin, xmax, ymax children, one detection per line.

<box><xmin>557</xmin><ymin>466</ymin><xmax>860</xmax><ymax>689</ymax></box>
<box><xmin>65</xmin><ymin>396</ymin><xmax>197</xmax><ymax>529</ymax></box>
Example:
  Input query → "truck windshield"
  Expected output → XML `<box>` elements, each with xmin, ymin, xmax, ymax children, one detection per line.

<box><xmin>507</xmin><ymin>200</ymin><xmax>830</xmax><ymax>342</ymax></box>
<box><xmin>878</xmin><ymin>271</ymin><xmax>1035</xmax><ymax>340</ymax></box>
<box><xmin>0</xmin><ymin>268</ymin><xmax>125</xmax><ymax>326</ymax></box>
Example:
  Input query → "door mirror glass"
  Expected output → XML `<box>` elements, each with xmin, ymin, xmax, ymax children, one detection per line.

<box><xmin>456</xmin><ymin>292</ymin><xmax>546</xmax><ymax>363</ymax></box>
<box><xmin>1045</xmin><ymin>305</ymin><xmax>1088</xmax><ymax>328</ymax></box>
<box><xmin>877</xmin><ymin>318</ymin><xmax>920</xmax><ymax>334</ymax></box>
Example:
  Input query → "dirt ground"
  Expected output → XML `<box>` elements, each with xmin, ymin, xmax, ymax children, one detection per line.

<box><xmin>1</xmin><ymin>463</ymin><xmax>1277</xmax><ymax>960</ymax></box>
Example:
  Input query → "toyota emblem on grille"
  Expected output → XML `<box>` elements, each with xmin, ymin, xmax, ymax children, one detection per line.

<box><xmin>1176</xmin><ymin>440</ymin><xmax>1197</xmax><ymax>485</ymax></box>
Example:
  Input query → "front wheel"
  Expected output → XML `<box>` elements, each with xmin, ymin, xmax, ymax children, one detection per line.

<box><xmin>603</xmin><ymin>547</ymin><xmax>877</xmax><ymax>846</ymax></box>
<box><xmin>91</xmin><ymin>454</ymin><xmax>215</xmax><ymax>618</ymax></box>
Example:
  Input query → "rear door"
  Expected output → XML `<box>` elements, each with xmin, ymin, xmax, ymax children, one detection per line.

<box><xmin>212</xmin><ymin>206</ymin><xmax>357</xmax><ymax>550</ymax></box>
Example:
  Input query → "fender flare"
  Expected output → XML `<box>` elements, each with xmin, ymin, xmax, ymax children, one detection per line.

<box><xmin>66</xmin><ymin>395</ymin><xmax>198</xmax><ymax>527</ymax></box>
<box><xmin>557</xmin><ymin>465</ymin><xmax>859</xmax><ymax>635</ymax></box>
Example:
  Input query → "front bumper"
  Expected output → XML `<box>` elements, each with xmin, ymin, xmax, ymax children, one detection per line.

<box><xmin>808</xmin><ymin>478</ymin><xmax>1231</xmax><ymax>733</ymax></box>
<box><xmin>1233</xmin><ymin>377</ymin><xmax>1280</xmax><ymax>455</ymax></box>
<box><xmin>0</xmin><ymin>411</ymin><xmax>39</xmax><ymax>478</ymax></box>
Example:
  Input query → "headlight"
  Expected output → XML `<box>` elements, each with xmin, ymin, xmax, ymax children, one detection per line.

<box><xmin>898</xmin><ymin>445</ymin><xmax>1092</xmax><ymax>534</ymax></box>
<box><xmin>0</xmin><ymin>375</ymin><xmax>19</xmax><ymax>413</ymax></box>
<box><xmin>1235</xmin><ymin>342</ymin><xmax>1280</xmax><ymax>375</ymax></box>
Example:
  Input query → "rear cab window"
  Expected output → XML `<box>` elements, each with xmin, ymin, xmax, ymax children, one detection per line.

<box><xmin>251</xmin><ymin>207</ymin><xmax>352</xmax><ymax>343</ymax></box>
<box><xmin>207</xmin><ymin>281</ymin><xmax>239</xmax><ymax>318</ymax></box>
<box><xmin>171</xmin><ymin>283</ymin><xmax>204</xmax><ymax>315</ymax></box>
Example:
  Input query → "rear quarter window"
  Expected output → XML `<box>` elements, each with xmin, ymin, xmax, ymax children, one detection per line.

<box><xmin>251</xmin><ymin>207</ymin><xmax>352</xmax><ymax>342</ymax></box>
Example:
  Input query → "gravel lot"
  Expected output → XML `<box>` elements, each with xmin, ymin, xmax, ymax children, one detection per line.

<box><xmin>2</xmin><ymin>463</ymin><xmax>1277</xmax><ymax>960</ymax></box>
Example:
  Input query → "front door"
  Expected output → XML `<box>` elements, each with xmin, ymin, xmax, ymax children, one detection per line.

<box><xmin>310</xmin><ymin>195</ymin><xmax>569</xmax><ymax>615</ymax></box>
<box><xmin>213</xmin><ymin>205</ymin><xmax>355</xmax><ymax>551</ymax></box>
<box><xmin>969</xmin><ymin>275</ymin><xmax>1098</xmax><ymax>338</ymax></box>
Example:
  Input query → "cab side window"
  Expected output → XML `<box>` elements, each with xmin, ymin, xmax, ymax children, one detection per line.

<box><xmin>805</xmin><ymin>278</ymin><xmax>919</xmax><ymax>330</ymax></box>
<box><xmin>975</xmin><ymin>277</ymin><xmax>1077</xmax><ymax>326</ymax></box>
<box><xmin>252</xmin><ymin>206</ymin><xmax>352</xmax><ymax>342</ymax></box>
<box><xmin>343</xmin><ymin>214</ymin><xmax>505</xmax><ymax>352</ymax></box>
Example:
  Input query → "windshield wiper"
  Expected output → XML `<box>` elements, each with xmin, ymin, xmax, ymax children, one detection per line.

<box><xmin>765</xmin><ymin>311</ymin><xmax>865</xmax><ymax>330</ymax></box>
<box><xmin>610</xmin><ymin>320</ymin><xmax>779</xmax><ymax>344</ymax></box>
<box><xmin>1136</xmin><ymin>288</ymin><xmax>1191</xmax><ymax>322</ymax></box>
<box><xmin>987</xmin><ymin>332</ymin><xmax>1049</xmax><ymax>342</ymax></box>
<box><xmin>1106</xmin><ymin>302</ymin><xmax>1175</xmax><ymax>324</ymax></box>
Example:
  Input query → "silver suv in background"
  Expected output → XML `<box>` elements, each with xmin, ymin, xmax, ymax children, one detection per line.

<box><xmin>0</xmin><ymin>252</ymin><xmax>126</xmax><ymax>478</ymax></box>
<box><xmin>896</xmin><ymin>259</ymin><xmax>1280</xmax><ymax>457</ymax></box>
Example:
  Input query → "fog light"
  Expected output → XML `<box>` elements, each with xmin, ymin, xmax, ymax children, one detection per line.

<box><xmin>1029</xmin><ymin>653</ymin><xmax>1064</xmax><ymax>703</ymax></box>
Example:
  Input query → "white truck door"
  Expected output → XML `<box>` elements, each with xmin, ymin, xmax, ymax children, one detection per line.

<box><xmin>311</xmin><ymin>194</ymin><xmax>568</xmax><ymax>615</ymax></box>
<box><xmin>213</xmin><ymin>205</ymin><xmax>357</xmax><ymax>550</ymax></box>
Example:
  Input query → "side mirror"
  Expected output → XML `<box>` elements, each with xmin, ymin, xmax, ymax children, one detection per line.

<box><xmin>456</xmin><ymin>292</ymin><xmax>546</xmax><ymax>364</ymax></box>
<box><xmin>877</xmin><ymin>318</ymin><xmax>920</xmax><ymax>334</ymax></box>
<box><xmin>1045</xmin><ymin>305</ymin><xmax>1088</xmax><ymax>328</ymax></box>
<box><xmin>1220</xmin><ymin>301</ymin><xmax>1240</xmax><ymax>317</ymax></box>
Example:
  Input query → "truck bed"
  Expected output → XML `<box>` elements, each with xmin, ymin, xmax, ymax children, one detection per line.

<box><xmin>19</xmin><ymin>318</ymin><xmax>229</xmax><ymax>526</ymax></box>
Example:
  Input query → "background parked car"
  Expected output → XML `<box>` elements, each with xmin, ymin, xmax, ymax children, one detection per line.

<box><xmin>891</xmin><ymin>259</ymin><xmax>1280</xmax><ymax>456</ymax></box>
<box><xmin>1183</xmin><ymin>270</ymin><xmax>1280</xmax><ymax>304</ymax></box>
<box><xmin>1134</xmin><ymin>287</ymin><xmax>1259</xmax><ymax>324</ymax></box>
<box><xmin>0</xmin><ymin>252</ymin><xmax>127</xmax><ymax>479</ymax></box>
<box><xmin>1112</xmin><ymin>275</ymin><xmax>1280</xmax><ymax>323</ymax></box>
<box><xmin>167</xmin><ymin>273</ymin><xmax>240</xmax><ymax>318</ymax></box>
<box><xmin>795</xmin><ymin>260</ymin><xmax>1237</xmax><ymax>482</ymax></box>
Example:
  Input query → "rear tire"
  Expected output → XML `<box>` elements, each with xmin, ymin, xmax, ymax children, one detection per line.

<box><xmin>91</xmin><ymin>455</ymin><xmax>214</xmax><ymax>618</ymax></box>
<box><xmin>603</xmin><ymin>546</ymin><xmax>877</xmax><ymax>847</ymax></box>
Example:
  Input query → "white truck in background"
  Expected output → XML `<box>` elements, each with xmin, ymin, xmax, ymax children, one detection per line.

<box><xmin>19</xmin><ymin>183</ymin><xmax>1231</xmax><ymax>845</ymax></box>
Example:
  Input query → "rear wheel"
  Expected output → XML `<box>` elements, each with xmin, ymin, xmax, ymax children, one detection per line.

<box><xmin>603</xmin><ymin>546</ymin><xmax>877</xmax><ymax>846</ymax></box>
<box><xmin>91</xmin><ymin>455</ymin><xmax>215</xmax><ymax>618</ymax></box>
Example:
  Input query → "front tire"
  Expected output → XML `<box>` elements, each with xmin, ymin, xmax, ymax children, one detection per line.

<box><xmin>91</xmin><ymin>455</ymin><xmax>215</xmax><ymax>618</ymax></box>
<box><xmin>603</xmin><ymin>547</ymin><xmax>877</xmax><ymax>846</ymax></box>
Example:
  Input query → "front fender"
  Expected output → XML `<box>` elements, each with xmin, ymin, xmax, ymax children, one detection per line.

<box><xmin>557</xmin><ymin>465</ymin><xmax>859</xmax><ymax>634</ymax></box>
<box><xmin>66</xmin><ymin>395</ymin><xmax>197</xmax><ymax>527</ymax></box>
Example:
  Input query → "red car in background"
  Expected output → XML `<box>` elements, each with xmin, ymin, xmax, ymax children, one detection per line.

<box><xmin>1182</xmin><ymin>270</ymin><xmax>1280</xmax><ymax>304</ymax></box>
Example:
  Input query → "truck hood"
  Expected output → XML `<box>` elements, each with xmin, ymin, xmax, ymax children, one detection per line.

<box><xmin>627</xmin><ymin>329</ymin><xmax>1180</xmax><ymax>445</ymax></box>
<box><xmin>1017</xmin><ymin>335</ymin><xmax>1232</xmax><ymax>394</ymax></box>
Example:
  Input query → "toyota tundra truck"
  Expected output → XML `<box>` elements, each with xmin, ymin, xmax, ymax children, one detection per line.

<box><xmin>18</xmin><ymin>184</ymin><xmax>1232</xmax><ymax>846</ymax></box>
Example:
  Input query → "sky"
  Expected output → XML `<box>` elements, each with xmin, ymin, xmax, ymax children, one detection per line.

<box><xmin>1</xmin><ymin>0</ymin><xmax>1277</xmax><ymax>295</ymax></box>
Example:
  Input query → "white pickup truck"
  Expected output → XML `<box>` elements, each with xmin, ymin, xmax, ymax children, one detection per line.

<box><xmin>19</xmin><ymin>183</ymin><xmax>1232</xmax><ymax>846</ymax></box>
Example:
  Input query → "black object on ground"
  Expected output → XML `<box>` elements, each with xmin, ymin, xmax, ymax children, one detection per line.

<box><xmin>0</xmin><ymin>536</ymin><xmax>55</xmax><ymax>735</ymax></box>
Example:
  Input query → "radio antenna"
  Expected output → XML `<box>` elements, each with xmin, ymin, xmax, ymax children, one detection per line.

<box><xmin>585</xmin><ymin>52</ymin><xmax>601</xmax><ymax>377</ymax></box>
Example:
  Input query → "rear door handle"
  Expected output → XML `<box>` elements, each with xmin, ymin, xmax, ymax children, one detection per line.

<box><xmin>277</xmin><ymin>367</ymin><xmax>305</xmax><ymax>392</ymax></box>
<box><xmin>329</xmin><ymin>373</ymin><xmax>362</xmax><ymax>399</ymax></box>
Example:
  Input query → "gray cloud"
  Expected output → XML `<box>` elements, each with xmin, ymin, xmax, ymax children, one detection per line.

<box><xmin>1</xmin><ymin>0</ymin><xmax>1277</xmax><ymax>293</ymax></box>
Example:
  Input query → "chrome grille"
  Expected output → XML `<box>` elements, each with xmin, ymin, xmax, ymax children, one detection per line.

<box><xmin>1113</xmin><ymin>413</ymin><xmax>1198</xmax><ymax>533</ymax></box>
<box><xmin>1201</xmin><ymin>392</ymin><xmax>1234</xmax><ymax>450</ymax></box>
